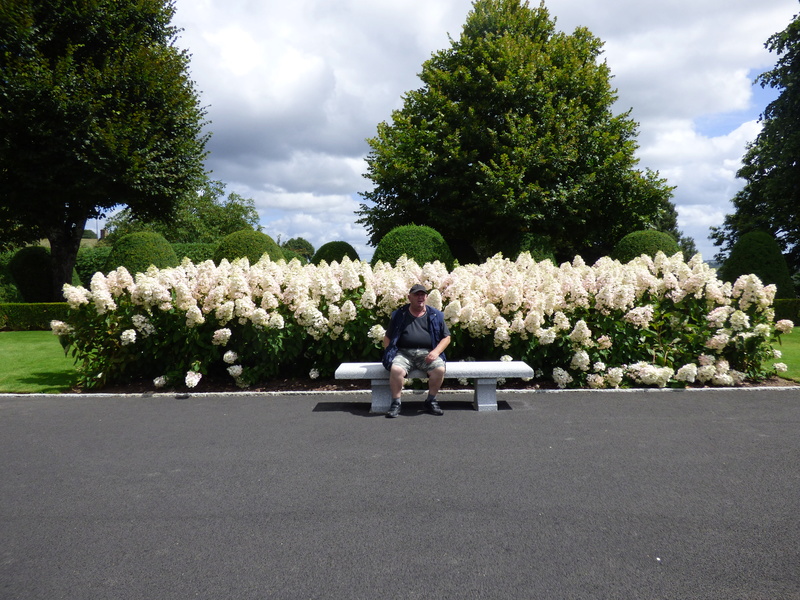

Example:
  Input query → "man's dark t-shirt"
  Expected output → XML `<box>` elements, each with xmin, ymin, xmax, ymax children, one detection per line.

<box><xmin>397</xmin><ymin>310</ymin><xmax>450</xmax><ymax>349</ymax></box>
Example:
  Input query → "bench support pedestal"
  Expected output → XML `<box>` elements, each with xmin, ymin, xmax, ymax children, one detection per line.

<box><xmin>473</xmin><ymin>378</ymin><xmax>498</xmax><ymax>412</ymax></box>
<box><xmin>370</xmin><ymin>379</ymin><xmax>392</xmax><ymax>414</ymax></box>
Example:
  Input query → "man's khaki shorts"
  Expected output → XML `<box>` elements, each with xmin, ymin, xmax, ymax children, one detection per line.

<box><xmin>392</xmin><ymin>348</ymin><xmax>446</xmax><ymax>374</ymax></box>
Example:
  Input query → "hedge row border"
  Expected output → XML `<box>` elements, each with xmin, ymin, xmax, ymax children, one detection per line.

<box><xmin>0</xmin><ymin>303</ymin><xmax>69</xmax><ymax>331</ymax></box>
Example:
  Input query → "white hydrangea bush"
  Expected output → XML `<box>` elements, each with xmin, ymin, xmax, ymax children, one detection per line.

<box><xmin>52</xmin><ymin>252</ymin><xmax>792</xmax><ymax>390</ymax></box>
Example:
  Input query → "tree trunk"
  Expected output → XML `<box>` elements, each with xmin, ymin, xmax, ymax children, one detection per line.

<box><xmin>47</xmin><ymin>218</ymin><xmax>86</xmax><ymax>302</ymax></box>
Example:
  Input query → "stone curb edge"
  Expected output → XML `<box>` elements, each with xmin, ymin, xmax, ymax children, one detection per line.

<box><xmin>1</xmin><ymin>386</ymin><xmax>798</xmax><ymax>399</ymax></box>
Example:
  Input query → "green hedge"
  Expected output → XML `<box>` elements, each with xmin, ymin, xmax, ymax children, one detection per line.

<box><xmin>0</xmin><ymin>303</ymin><xmax>69</xmax><ymax>331</ymax></box>
<box><xmin>172</xmin><ymin>242</ymin><xmax>217</xmax><ymax>264</ymax></box>
<box><xmin>774</xmin><ymin>299</ymin><xmax>800</xmax><ymax>322</ymax></box>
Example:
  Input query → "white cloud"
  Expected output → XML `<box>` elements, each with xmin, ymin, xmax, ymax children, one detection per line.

<box><xmin>164</xmin><ymin>0</ymin><xmax>798</xmax><ymax>262</ymax></box>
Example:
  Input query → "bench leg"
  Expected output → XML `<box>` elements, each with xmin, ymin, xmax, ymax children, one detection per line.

<box><xmin>473</xmin><ymin>378</ymin><xmax>498</xmax><ymax>411</ymax></box>
<box><xmin>370</xmin><ymin>379</ymin><xmax>392</xmax><ymax>414</ymax></box>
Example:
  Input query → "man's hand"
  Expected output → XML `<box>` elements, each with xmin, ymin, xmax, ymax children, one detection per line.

<box><xmin>426</xmin><ymin>336</ymin><xmax>451</xmax><ymax>363</ymax></box>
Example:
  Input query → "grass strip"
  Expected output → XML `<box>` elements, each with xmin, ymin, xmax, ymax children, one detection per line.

<box><xmin>0</xmin><ymin>331</ymin><xmax>77</xmax><ymax>393</ymax></box>
<box><xmin>773</xmin><ymin>329</ymin><xmax>800</xmax><ymax>382</ymax></box>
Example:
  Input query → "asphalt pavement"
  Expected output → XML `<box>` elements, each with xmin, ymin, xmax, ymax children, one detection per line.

<box><xmin>1</xmin><ymin>388</ymin><xmax>799</xmax><ymax>600</ymax></box>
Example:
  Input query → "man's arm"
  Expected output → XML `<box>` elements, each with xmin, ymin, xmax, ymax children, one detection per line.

<box><xmin>426</xmin><ymin>335</ymin><xmax>451</xmax><ymax>363</ymax></box>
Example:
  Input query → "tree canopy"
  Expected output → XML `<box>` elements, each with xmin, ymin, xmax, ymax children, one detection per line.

<box><xmin>711</xmin><ymin>9</ymin><xmax>800</xmax><ymax>272</ymax></box>
<box><xmin>103</xmin><ymin>180</ymin><xmax>261</xmax><ymax>245</ymax></box>
<box><xmin>0</xmin><ymin>0</ymin><xmax>208</xmax><ymax>299</ymax></box>
<box><xmin>357</xmin><ymin>0</ymin><xmax>676</xmax><ymax>262</ymax></box>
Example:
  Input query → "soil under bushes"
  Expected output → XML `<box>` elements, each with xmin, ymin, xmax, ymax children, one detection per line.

<box><xmin>76</xmin><ymin>374</ymin><xmax>798</xmax><ymax>395</ymax></box>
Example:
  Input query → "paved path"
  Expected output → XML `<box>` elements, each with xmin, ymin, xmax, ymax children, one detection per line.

<box><xmin>1</xmin><ymin>389</ymin><xmax>799</xmax><ymax>599</ymax></box>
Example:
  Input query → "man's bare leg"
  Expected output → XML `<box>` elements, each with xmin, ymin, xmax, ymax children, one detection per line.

<box><xmin>386</xmin><ymin>365</ymin><xmax>406</xmax><ymax>418</ymax></box>
<box><xmin>427</xmin><ymin>366</ymin><xmax>445</xmax><ymax>397</ymax></box>
<box><xmin>425</xmin><ymin>366</ymin><xmax>445</xmax><ymax>415</ymax></box>
<box><xmin>389</xmin><ymin>365</ymin><xmax>406</xmax><ymax>399</ymax></box>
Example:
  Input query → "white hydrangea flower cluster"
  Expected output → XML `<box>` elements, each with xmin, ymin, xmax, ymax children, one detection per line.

<box><xmin>120</xmin><ymin>329</ymin><xmax>136</xmax><ymax>346</ymax></box>
<box><xmin>50</xmin><ymin>320</ymin><xmax>73</xmax><ymax>336</ymax></box>
<box><xmin>185</xmin><ymin>371</ymin><xmax>202</xmax><ymax>388</ymax></box>
<box><xmin>626</xmin><ymin>362</ymin><xmax>675</xmax><ymax>388</ymax></box>
<box><xmin>131</xmin><ymin>314</ymin><xmax>155</xmax><ymax>337</ymax></box>
<box><xmin>623</xmin><ymin>305</ymin><xmax>655</xmax><ymax>328</ymax></box>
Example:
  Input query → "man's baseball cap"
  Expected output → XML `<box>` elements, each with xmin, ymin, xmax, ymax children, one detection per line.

<box><xmin>409</xmin><ymin>284</ymin><xmax>428</xmax><ymax>294</ymax></box>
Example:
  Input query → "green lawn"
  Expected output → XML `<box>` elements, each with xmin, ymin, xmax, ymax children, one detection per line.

<box><xmin>772</xmin><ymin>328</ymin><xmax>800</xmax><ymax>382</ymax></box>
<box><xmin>0</xmin><ymin>331</ymin><xmax>77</xmax><ymax>393</ymax></box>
<box><xmin>0</xmin><ymin>328</ymin><xmax>798</xmax><ymax>393</ymax></box>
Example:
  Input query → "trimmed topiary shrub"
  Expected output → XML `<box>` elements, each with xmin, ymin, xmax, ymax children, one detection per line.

<box><xmin>612</xmin><ymin>230</ymin><xmax>681</xmax><ymax>263</ymax></box>
<box><xmin>104</xmin><ymin>232</ymin><xmax>179</xmax><ymax>275</ymax></box>
<box><xmin>281</xmin><ymin>248</ymin><xmax>308</xmax><ymax>264</ymax></box>
<box><xmin>172</xmin><ymin>243</ymin><xmax>216</xmax><ymax>264</ymax></box>
<box><xmin>718</xmin><ymin>231</ymin><xmax>795</xmax><ymax>299</ymax></box>
<box><xmin>75</xmin><ymin>246</ymin><xmax>112</xmax><ymax>286</ymax></box>
<box><xmin>371</xmin><ymin>225</ymin><xmax>454</xmax><ymax>268</ymax></box>
<box><xmin>213</xmin><ymin>230</ymin><xmax>284</xmax><ymax>264</ymax></box>
<box><xmin>9</xmin><ymin>246</ymin><xmax>52</xmax><ymax>302</ymax></box>
<box><xmin>8</xmin><ymin>246</ymin><xmax>80</xmax><ymax>302</ymax></box>
<box><xmin>282</xmin><ymin>237</ymin><xmax>314</xmax><ymax>261</ymax></box>
<box><xmin>0</xmin><ymin>250</ymin><xmax>24</xmax><ymax>303</ymax></box>
<box><xmin>312</xmin><ymin>241</ymin><xmax>360</xmax><ymax>265</ymax></box>
<box><xmin>773</xmin><ymin>299</ymin><xmax>800</xmax><ymax>322</ymax></box>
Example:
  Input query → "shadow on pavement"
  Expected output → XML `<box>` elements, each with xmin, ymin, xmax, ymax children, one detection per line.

<box><xmin>312</xmin><ymin>399</ymin><xmax>511</xmax><ymax>415</ymax></box>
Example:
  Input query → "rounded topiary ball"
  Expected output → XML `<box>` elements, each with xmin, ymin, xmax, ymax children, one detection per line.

<box><xmin>10</xmin><ymin>246</ymin><xmax>81</xmax><ymax>302</ymax></box>
<box><xmin>282</xmin><ymin>237</ymin><xmax>315</xmax><ymax>261</ymax></box>
<box><xmin>213</xmin><ymin>230</ymin><xmax>284</xmax><ymax>264</ymax></box>
<box><xmin>371</xmin><ymin>225</ymin><xmax>454</xmax><ymax>268</ymax></box>
<box><xmin>311</xmin><ymin>241</ymin><xmax>360</xmax><ymax>265</ymax></box>
<box><xmin>10</xmin><ymin>246</ymin><xmax>54</xmax><ymax>302</ymax></box>
<box><xmin>281</xmin><ymin>248</ymin><xmax>307</xmax><ymax>264</ymax></box>
<box><xmin>104</xmin><ymin>232</ymin><xmax>179</xmax><ymax>275</ymax></box>
<box><xmin>718</xmin><ymin>231</ymin><xmax>795</xmax><ymax>299</ymax></box>
<box><xmin>611</xmin><ymin>230</ymin><xmax>681</xmax><ymax>263</ymax></box>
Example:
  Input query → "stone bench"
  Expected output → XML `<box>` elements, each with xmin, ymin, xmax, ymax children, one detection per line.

<box><xmin>334</xmin><ymin>361</ymin><xmax>535</xmax><ymax>413</ymax></box>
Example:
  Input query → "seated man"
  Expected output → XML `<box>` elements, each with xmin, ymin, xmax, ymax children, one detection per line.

<box><xmin>381</xmin><ymin>284</ymin><xmax>451</xmax><ymax>418</ymax></box>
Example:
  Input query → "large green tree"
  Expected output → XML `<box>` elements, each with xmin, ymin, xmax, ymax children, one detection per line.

<box><xmin>103</xmin><ymin>180</ymin><xmax>261</xmax><ymax>245</ymax></box>
<box><xmin>357</xmin><ymin>0</ymin><xmax>675</xmax><ymax>262</ymax></box>
<box><xmin>711</xmin><ymin>9</ymin><xmax>800</xmax><ymax>272</ymax></box>
<box><xmin>0</xmin><ymin>0</ymin><xmax>208</xmax><ymax>300</ymax></box>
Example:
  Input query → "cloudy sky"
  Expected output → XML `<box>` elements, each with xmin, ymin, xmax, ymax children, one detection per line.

<box><xmin>160</xmin><ymin>0</ymin><xmax>798</xmax><ymax>262</ymax></box>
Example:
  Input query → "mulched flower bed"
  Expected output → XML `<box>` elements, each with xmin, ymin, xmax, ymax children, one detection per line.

<box><xmin>74</xmin><ymin>374</ymin><xmax>798</xmax><ymax>395</ymax></box>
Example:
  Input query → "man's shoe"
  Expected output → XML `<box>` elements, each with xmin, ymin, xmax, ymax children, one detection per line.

<box><xmin>386</xmin><ymin>400</ymin><xmax>401</xmax><ymax>418</ymax></box>
<box><xmin>425</xmin><ymin>398</ymin><xmax>443</xmax><ymax>416</ymax></box>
